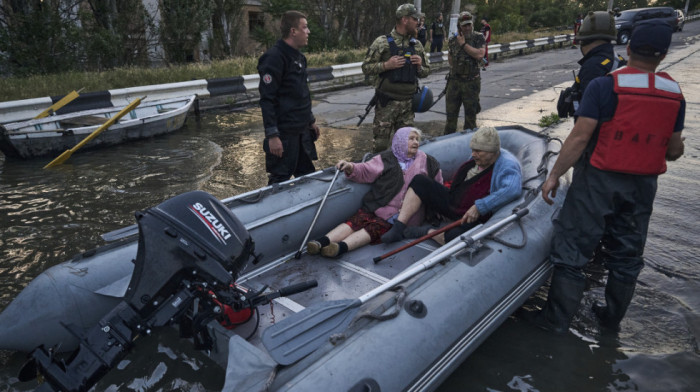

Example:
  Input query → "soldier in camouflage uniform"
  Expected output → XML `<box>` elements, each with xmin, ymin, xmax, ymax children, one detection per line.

<box><xmin>445</xmin><ymin>11</ymin><xmax>485</xmax><ymax>134</ymax></box>
<box><xmin>362</xmin><ymin>3</ymin><xmax>430</xmax><ymax>152</ymax></box>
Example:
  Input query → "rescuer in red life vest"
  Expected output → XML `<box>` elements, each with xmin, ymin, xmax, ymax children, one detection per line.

<box><xmin>529</xmin><ymin>19</ymin><xmax>686</xmax><ymax>334</ymax></box>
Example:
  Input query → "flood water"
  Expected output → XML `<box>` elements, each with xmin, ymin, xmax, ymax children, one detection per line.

<box><xmin>1</xmin><ymin>107</ymin><xmax>698</xmax><ymax>391</ymax></box>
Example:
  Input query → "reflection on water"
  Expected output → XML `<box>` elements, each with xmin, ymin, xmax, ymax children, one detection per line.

<box><xmin>1</xmin><ymin>108</ymin><xmax>699</xmax><ymax>391</ymax></box>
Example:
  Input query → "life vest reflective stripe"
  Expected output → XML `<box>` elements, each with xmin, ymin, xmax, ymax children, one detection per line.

<box><xmin>590</xmin><ymin>67</ymin><xmax>683</xmax><ymax>175</ymax></box>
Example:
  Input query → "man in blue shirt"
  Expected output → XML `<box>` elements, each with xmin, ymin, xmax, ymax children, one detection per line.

<box><xmin>531</xmin><ymin>20</ymin><xmax>686</xmax><ymax>334</ymax></box>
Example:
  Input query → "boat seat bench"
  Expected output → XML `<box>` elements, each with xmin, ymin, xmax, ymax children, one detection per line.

<box><xmin>59</xmin><ymin>115</ymin><xmax>110</xmax><ymax>127</ymax></box>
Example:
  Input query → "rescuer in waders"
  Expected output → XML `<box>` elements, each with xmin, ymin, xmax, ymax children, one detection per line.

<box><xmin>533</xmin><ymin>20</ymin><xmax>686</xmax><ymax>334</ymax></box>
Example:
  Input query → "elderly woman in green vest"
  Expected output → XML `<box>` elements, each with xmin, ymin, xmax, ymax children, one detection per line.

<box><xmin>307</xmin><ymin>127</ymin><xmax>442</xmax><ymax>258</ymax></box>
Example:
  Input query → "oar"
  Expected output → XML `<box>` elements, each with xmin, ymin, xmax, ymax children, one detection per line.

<box><xmin>373</xmin><ymin>220</ymin><xmax>463</xmax><ymax>263</ymax></box>
<box><xmin>294</xmin><ymin>168</ymin><xmax>340</xmax><ymax>259</ymax></box>
<box><xmin>262</xmin><ymin>208</ymin><xmax>529</xmax><ymax>365</ymax></box>
<box><xmin>34</xmin><ymin>88</ymin><xmax>84</xmax><ymax>119</ymax></box>
<box><xmin>44</xmin><ymin>97</ymin><xmax>144</xmax><ymax>169</ymax></box>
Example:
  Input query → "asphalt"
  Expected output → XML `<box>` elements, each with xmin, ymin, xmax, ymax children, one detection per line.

<box><xmin>313</xmin><ymin>30</ymin><xmax>699</xmax><ymax>143</ymax></box>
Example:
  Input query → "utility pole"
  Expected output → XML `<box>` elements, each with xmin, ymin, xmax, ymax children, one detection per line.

<box><xmin>449</xmin><ymin>0</ymin><xmax>460</xmax><ymax>38</ymax></box>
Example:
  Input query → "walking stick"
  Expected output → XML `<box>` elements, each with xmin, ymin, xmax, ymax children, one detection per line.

<box><xmin>294</xmin><ymin>169</ymin><xmax>341</xmax><ymax>259</ymax></box>
<box><xmin>373</xmin><ymin>220</ymin><xmax>463</xmax><ymax>263</ymax></box>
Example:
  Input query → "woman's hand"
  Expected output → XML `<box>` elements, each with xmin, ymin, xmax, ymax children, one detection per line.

<box><xmin>337</xmin><ymin>160</ymin><xmax>354</xmax><ymax>175</ymax></box>
<box><xmin>461</xmin><ymin>205</ymin><xmax>480</xmax><ymax>224</ymax></box>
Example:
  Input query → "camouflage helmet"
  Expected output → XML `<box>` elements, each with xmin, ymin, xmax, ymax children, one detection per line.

<box><xmin>396</xmin><ymin>4</ymin><xmax>421</xmax><ymax>20</ymax></box>
<box><xmin>577</xmin><ymin>10</ymin><xmax>617</xmax><ymax>41</ymax></box>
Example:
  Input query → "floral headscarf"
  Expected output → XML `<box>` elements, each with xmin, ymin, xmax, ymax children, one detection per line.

<box><xmin>392</xmin><ymin>127</ymin><xmax>422</xmax><ymax>169</ymax></box>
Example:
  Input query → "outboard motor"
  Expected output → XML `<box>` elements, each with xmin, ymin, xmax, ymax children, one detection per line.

<box><xmin>20</xmin><ymin>191</ymin><xmax>316</xmax><ymax>391</ymax></box>
<box><xmin>126</xmin><ymin>190</ymin><xmax>253</xmax><ymax>316</ymax></box>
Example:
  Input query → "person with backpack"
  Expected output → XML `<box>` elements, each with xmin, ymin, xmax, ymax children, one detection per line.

<box><xmin>557</xmin><ymin>10</ymin><xmax>627</xmax><ymax>119</ymax></box>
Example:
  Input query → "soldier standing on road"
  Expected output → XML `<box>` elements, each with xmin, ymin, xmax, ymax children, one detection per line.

<box><xmin>557</xmin><ymin>11</ymin><xmax>627</xmax><ymax>118</ymax></box>
<box><xmin>429</xmin><ymin>13</ymin><xmax>446</xmax><ymax>53</ymax></box>
<box><xmin>258</xmin><ymin>11</ymin><xmax>320</xmax><ymax>185</ymax></box>
<box><xmin>444</xmin><ymin>11</ymin><xmax>485</xmax><ymax>134</ymax></box>
<box><xmin>362</xmin><ymin>3</ymin><xmax>430</xmax><ymax>152</ymax></box>
<box><xmin>533</xmin><ymin>20</ymin><xmax>686</xmax><ymax>334</ymax></box>
<box><xmin>417</xmin><ymin>14</ymin><xmax>428</xmax><ymax>47</ymax></box>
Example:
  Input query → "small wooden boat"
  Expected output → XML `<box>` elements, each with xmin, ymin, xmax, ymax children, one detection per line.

<box><xmin>0</xmin><ymin>95</ymin><xmax>197</xmax><ymax>159</ymax></box>
<box><xmin>0</xmin><ymin>127</ymin><xmax>568</xmax><ymax>391</ymax></box>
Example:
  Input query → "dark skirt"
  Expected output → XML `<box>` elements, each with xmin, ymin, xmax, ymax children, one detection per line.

<box><xmin>346</xmin><ymin>209</ymin><xmax>393</xmax><ymax>244</ymax></box>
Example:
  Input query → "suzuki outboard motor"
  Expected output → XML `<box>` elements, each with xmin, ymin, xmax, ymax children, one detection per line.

<box><xmin>23</xmin><ymin>191</ymin><xmax>255</xmax><ymax>392</ymax></box>
<box><xmin>127</xmin><ymin>190</ymin><xmax>253</xmax><ymax>316</ymax></box>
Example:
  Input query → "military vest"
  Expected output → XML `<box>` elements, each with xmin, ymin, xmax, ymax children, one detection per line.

<box><xmin>448</xmin><ymin>32</ymin><xmax>485</xmax><ymax>78</ymax></box>
<box><xmin>378</xmin><ymin>35</ymin><xmax>419</xmax><ymax>100</ymax></box>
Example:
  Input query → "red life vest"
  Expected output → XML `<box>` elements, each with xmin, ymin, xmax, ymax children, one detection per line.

<box><xmin>590</xmin><ymin>66</ymin><xmax>683</xmax><ymax>175</ymax></box>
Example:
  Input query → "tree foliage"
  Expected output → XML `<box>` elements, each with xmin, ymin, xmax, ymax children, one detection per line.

<box><xmin>0</xmin><ymin>0</ymin><xmax>697</xmax><ymax>76</ymax></box>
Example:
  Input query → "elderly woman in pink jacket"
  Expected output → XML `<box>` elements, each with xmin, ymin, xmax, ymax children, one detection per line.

<box><xmin>307</xmin><ymin>127</ymin><xmax>443</xmax><ymax>258</ymax></box>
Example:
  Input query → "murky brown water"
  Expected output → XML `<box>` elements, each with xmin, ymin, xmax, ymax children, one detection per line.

<box><xmin>1</xmin><ymin>108</ymin><xmax>698</xmax><ymax>391</ymax></box>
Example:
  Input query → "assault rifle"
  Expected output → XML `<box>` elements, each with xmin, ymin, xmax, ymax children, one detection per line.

<box><xmin>357</xmin><ymin>93</ymin><xmax>378</xmax><ymax>126</ymax></box>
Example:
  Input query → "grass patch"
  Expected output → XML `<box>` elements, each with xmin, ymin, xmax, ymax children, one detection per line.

<box><xmin>4</xmin><ymin>32</ymin><xmax>567</xmax><ymax>102</ymax></box>
<box><xmin>538</xmin><ymin>113</ymin><xmax>560</xmax><ymax>128</ymax></box>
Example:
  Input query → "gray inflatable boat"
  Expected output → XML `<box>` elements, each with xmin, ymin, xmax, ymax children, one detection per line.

<box><xmin>0</xmin><ymin>126</ymin><xmax>568</xmax><ymax>391</ymax></box>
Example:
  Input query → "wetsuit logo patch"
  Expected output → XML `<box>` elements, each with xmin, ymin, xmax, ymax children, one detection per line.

<box><xmin>262</xmin><ymin>74</ymin><xmax>272</xmax><ymax>84</ymax></box>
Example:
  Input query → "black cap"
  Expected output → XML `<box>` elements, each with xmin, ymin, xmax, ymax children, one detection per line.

<box><xmin>630</xmin><ymin>20</ymin><xmax>673</xmax><ymax>57</ymax></box>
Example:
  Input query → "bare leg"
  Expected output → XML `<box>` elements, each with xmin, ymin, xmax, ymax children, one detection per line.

<box><xmin>327</xmin><ymin>223</ymin><xmax>354</xmax><ymax>242</ymax></box>
<box><xmin>343</xmin><ymin>229</ymin><xmax>372</xmax><ymax>251</ymax></box>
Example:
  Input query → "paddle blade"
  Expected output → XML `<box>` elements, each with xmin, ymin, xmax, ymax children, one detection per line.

<box><xmin>43</xmin><ymin>149</ymin><xmax>73</xmax><ymax>168</ymax></box>
<box><xmin>262</xmin><ymin>299</ymin><xmax>360</xmax><ymax>365</ymax></box>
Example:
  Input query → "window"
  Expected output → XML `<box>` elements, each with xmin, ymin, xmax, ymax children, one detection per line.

<box><xmin>249</xmin><ymin>11</ymin><xmax>265</xmax><ymax>33</ymax></box>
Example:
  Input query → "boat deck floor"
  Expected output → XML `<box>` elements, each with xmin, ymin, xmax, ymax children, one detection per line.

<box><xmin>233</xmin><ymin>238</ymin><xmax>442</xmax><ymax>346</ymax></box>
